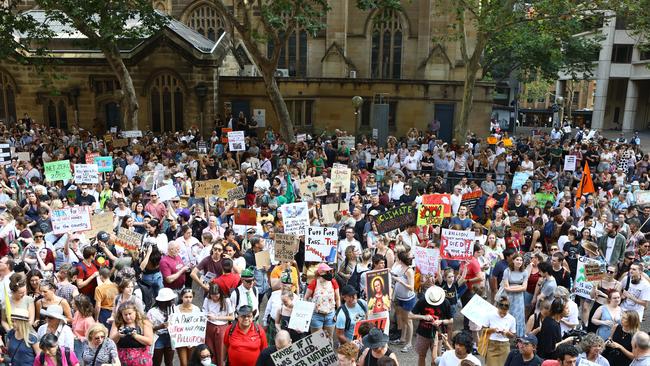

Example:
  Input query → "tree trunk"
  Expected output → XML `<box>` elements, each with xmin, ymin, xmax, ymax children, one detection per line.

<box><xmin>261</xmin><ymin>70</ymin><xmax>295</xmax><ymax>142</ymax></box>
<box><xmin>103</xmin><ymin>43</ymin><xmax>139</xmax><ymax>131</ymax></box>
<box><xmin>456</xmin><ymin>58</ymin><xmax>481</xmax><ymax>142</ymax></box>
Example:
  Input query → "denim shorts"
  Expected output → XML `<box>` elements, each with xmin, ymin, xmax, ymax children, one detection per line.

<box><xmin>310</xmin><ymin>311</ymin><xmax>335</xmax><ymax>329</ymax></box>
<box><xmin>155</xmin><ymin>332</ymin><xmax>171</xmax><ymax>349</ymax></box>
<box><xmin>397</xmin><ymin>296</ymin><xmax>417</xmax><ymax>311</ymax></box>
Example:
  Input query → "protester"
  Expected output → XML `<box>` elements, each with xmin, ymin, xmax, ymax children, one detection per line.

<box><xmin>485</xmin><ymin>296</ymin><xmax>517</xmax><ymax>366</ymax></box>
<box><xmin>109</xmin><ymin>301</ymin><xmax>154</xmax><ymax>366</ymax></box>
<box><xmin>82</xmin><ymin>323</ymin><xmax>119</xmax><ymax>366</ymax></box>
<box><xmin>630</xmin><ymin>331</ymin><xmax>650</xmax><ymax>366</ymax></box>
<box><xmin>359</xmin><ymin>328</ymin><xmax>399</xmax><ymax>366</ymax></box>
<box><xmin>409</xmin><ymin>286</ymin><xmax>452</xmax><ymax>366</ymax></box>
<box><xmin>255</xmin><ymin>329</ymin><xmax>292</xmax><ymax>366</ymax></box>
<box><xmin>33</xmin><ymin>333</ymin><xmax>80</xmax><ymax>366</ymax></box>
<box><xmin>504</xmin><ymin>334</ymin><xmax>543</xmax><ymax>366</ymax></box>
<box><xmin>223</xmin><ymin>305</ymin><xmax>267</xmax><ymax>366</ymax></box>
<box><xmin>437</xmin><ymin>331</ymin><xmax>481</xmax><ymax>366</ymax></box>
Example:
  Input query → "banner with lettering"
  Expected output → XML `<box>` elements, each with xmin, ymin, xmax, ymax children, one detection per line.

<box><xmin>574</xmin><ymin>256</ymin><xmax>605</xmax><ymax>299</ymax></box>
<box><xmin>305</xmin><ymin>227</ymin><xmax>337</xmax><ymax>262</ymax></box>
<box><xmin>168</xmin><ymin>312</ymin><xmax>207</xmax><ymax>349</ymax></box>
<box><xmin>275</xmin><ymin>233</ymin><xmax>299</xmax><ymax>262</ymax></box>
<box><xmin>280</xmin><ymin>202</ymin><xmax>310</xmax><ymax>236</ymax></box>
<box><xmin>51</xmin><ymin>206</ymin><xmax>92</xmax><ymax>234</ymax></box>
<box><xmin>413</xmin><ymin>246</ymin><xmax>440</xmax><ymax>276</ymax></box>
<box><xmin>271</xmin><ymin>330</ymin><xmax>338</xmax><ymax>366</ymax></box>
<box><xmin>376</xmin><ymin>205</ymin><xmax>417</xmax><ymax>234</ymax></box>
<box><xmin>115</xmin><ymin>228</ymin><xmax>143</xmax><ymax>251</ymax></box>
<box><xmin>418</xmin><ymin>194</ymin><xmax>451</xmax><ymax>225</ymax></box>
<box><xmin>45</xmin><ymin>160</ymin><xmax>72</xmax><ymax>181</ymax></box>
<box><xmin>73</xmin><ymin>164</ymin><xmax>100</xmax><ymax>184</ymax></box>
<box><xmin>440</xmin><ymin>229</ymin><xmax>475</xmax><ymax>260</ymax></box>
<box><xmin>460</xmin><ymin>190</ymin><xmax>482</xmax><ymax>212</ymax></box>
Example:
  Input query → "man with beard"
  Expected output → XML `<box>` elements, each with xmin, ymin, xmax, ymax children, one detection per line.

<box><xmin>620</xmin><ymin>262</ymin><xmax>650</xmax><ymax>320</ymax></box>
<box><xmin>597</xmin><ymin>222</ymin><xmax>626</xmax><ymax>266</ymax></box>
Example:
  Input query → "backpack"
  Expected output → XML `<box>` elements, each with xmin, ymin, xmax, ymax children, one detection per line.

<box><xmin>228</xmin><ymin>319</ymin><xmax>261</xmax><ymax>337</ymax></box>
<box><xmin>233</xmin><ymin>286</ymin><xmax>258</xmax><ymax>310</ymax></box>
<box><xmin>39</xmin><ymin>347</ymin><xmax>72</xmax><ymax>366</ymax></box>
<box><xmin>543</xmin><ymin>221</ymin><xmax>556</xmax><ymax>239</ymax></box>
<box><xmin>335</xmin><ymin>300</ymin><xmax>367</xmax><ymax>331</ymax></box>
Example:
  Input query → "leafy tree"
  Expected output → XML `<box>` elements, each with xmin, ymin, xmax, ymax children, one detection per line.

<box><xmin>612</xmin><ymin>0</ymin><xmax>650</xmax><ymax>53</ymax></box>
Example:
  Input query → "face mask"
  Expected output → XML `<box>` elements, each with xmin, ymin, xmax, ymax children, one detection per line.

<box><xmin>321</xmin><ymin>273</ymin><xmax>333</xmax><ymax>281</ymax></box>
<box><xmin>201</xmin><ymin>358</ymin><xmax>212</xmax><ymax>366</ymax></box>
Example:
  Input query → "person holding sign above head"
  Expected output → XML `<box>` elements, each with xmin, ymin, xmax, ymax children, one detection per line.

<box><xmin>223</xmin><ymin>305</ymin><xmax>267</xmax><ymax>366</ymax></box>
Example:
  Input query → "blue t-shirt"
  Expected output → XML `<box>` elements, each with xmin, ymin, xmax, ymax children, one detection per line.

<box><xmin>449</xmin><ymin>217</ymin><xmax>473</xmax><ymax>230</ymax></box>
<box><xmin>7</xmin><ymin>329</ymin><xmax>38</xmax><ymax>366</ymax></box>
<box><xmin>335</xmin><ymin>299</ymin><xmax>368</xmax><ymax>341</ymax></box>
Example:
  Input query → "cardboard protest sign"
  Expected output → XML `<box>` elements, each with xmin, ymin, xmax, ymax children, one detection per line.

<box><xmin>168</xmin><ymin>312</ymin><xmax>207</xmax><ymax>349</ymax></box>
<box><xmin>255</xmin><ymin>250</ymin><xmax>271</xmax><ymax>269</ymax></box>
<box><xmin>511</xmin><ymin>172</ymin><xmax>530</xmax><ymax>191</ymax></box>
<box><xmin>535</xmin><ymin>192</ymin><xmax>555</xmax><ymax>208</ymax></box>
<box><xmin>460</xmin><ymin>190</ymin><xmax>482</xmax><ymax>211</ymax></box>
<box><xmin>227</xmin><ymin>186</ymin><xmax>246</xmax><ymax>201</ymax></box>
<box><xmin>635</xmin><ymin>190</ymin><xmax>650</xmax><ymax>207</ymax></box>
<box><xmin>461</xmin><ymin>291</ymin><xmax>497</xmax><ymax>327</ymax></box>
<box><xmin>440</xmin><ymin>229</ymin><xmax>475</xmax><ymax>260</ymax></box>
<box><xmin>51</xmin><ymin>206</ymin><xmax>92</xmax><ymax>235</ymax></box>
<box><xmin>121</xmin><ymin>130</ymin><xmax>143</xmax><ymax>138</ymax></box>
<box><xmin>115</xmin><ymin>228</ymin><xmax>143</xmax><ymax>251</ymax></box>
<box><xmin>366</xmin><ymin>269</ymin><xmax>391</xmax><ymax>314</ymax></box>
<box><xmin>320</xmin><ymin>203</ymin><xmax>340</xmax><ymax>225</ymax></box>
<box><xmin>271</xmin><ymin>330</ymin><xmax>337</xmax><ymax>366</ymax></box>
<box><xmin>574</xmin><ymin>256</ymin><xmax>603</xmax><ymax>299</ymax></box>
<box><xmin>299</xmin><ymin>176</ymin><xmax>327</xmax><ymax>200</ymax></box>
<box><xmin>274</xmin><ymin>233</ymin><xmax>299</xmax><ymax>262</ymax></box>
<box><xmin>94</xmin><ymin>156</ymin><xmax>114</xmax><ymax>173</ymax></box>
<box><xmin>87</xmin><ymin>212</ymin><xmax>115</xmax><ymax>239</ymax></box>
<box><xmin>564</xmin><ymin>155</ymin><xmax>577</xmax><ymax>171</ymax></box>
<box><xmin>353</xmin><ymin>317</ymin><xmax>388</xmax><ymax>340</ymax></box>
<box><xmin>45</xmin><ymin>160</ymin><xmax>72</xmax><ymax>181</ymax></box>
<box><xmin>280</xmin><ymin>202</ymin><xmax>309</xmax><ymax>236</ymax></box>
<box><xmin>112</xmin><ymin>138</ymin><xmax>129</xmax><ymax>147</ymax></box>
<box><xmin>330</xmin><ymin>165</ymin><xmax>351</xmax><ymax>193</ymax></box>
<box><xmin>194</xmin><ymin>179</ymin><xmax>237</xmax><ymax>198</ymax></box>
<box><xmin>85</xmin><ymin>153</ymin><xmax>99</xmax><ymax>165</ymax></box>
<box><xmin>375</xmin><ymin>205</ymin><xmax>417</xmax><ymax>234</ymax></box>
<box><xmin>510</xmin><ymin>217</ymin><xmax>531</xmax><ymax>232</ymax></box>
<box><xmin>73</xmin><ymin>164</ymin><xmax>99</xmax><ymax>184</ymax></box>
<box><xmin>413</xmin><ymin>246</ymin><xmax>440</xmax><ymax>276</ymax></box>
<box><xmin>288</xmin><ymin>300</ymin><xmax>315</xmax><ymax>333</ymax></box>
<box><xmin>227</xmin><ymin>131</ymin><xmax>246</xmax><ymax>151</ymax></box>
<box><xmin>233</xmin><ymin>208</ymin><xmax>257</xmax><ymax>226</ymax></box>
<box><xmin>155</xmin><ymin>184</ymin><xmax>178</xmax><ymax>202</ymax></box>
<box><xmin>305</xmin><ymin>227</ymin><xmax>337</xmax><ymax>262</ymax></box>
<box><xmin>338</xmin><ymin>136</ymin><xmax>355</xmax><ymax>149</ymax></box>
<box><xmin>418</xmin><ymin>194</ymin><xmax>452</xmax><ymax>225</ymax></box>
<box><xmin>583</xmin><ymin>258</ymin><xmax>606</xmax><ymax>282</ymax></box>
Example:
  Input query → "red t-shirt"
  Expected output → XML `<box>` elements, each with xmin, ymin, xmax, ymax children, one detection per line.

<box><xmin>307</xmin><ymin>278</ymin><xmax>339</xmax><ymax>291</ymax></box>
<box><xmin>223</xmin><ymin>323</ymin><xmax>268</xmax><ymax>366</ymax></box>
<box><xmin>464</xmin><ymin>257</ymin><xmax>482</xmax><ymax>286</ymax></box>
<box><xmin>76</xmin><ymin>261</ymin><xmax>99</xmax><ymax>297</ymax></box>
<box><xmin>213</xmin><ymin>272</ymin><xmax>241</xmax><ymax>295</ymax></box>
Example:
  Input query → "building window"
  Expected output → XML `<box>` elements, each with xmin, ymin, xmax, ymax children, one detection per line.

<box><xmin>92</xmin><ymin>78</ymin><xmax>120</xmax><ymax>95</ymax></box>
<box><xmin>572</xmin><ymin>92</ymin><xmax>580</xmax><ymax>106</ymax></box>
<box><xmin>286</xmin><ymin>100</ymin><xmax>313</xmax><ymax>126</ymax></box>
<box><xmin>186</xmin><ymin>4</ymin><xmax>225</xmax><ymax>41</ymax></box>
<box><xmin>267</xmin><ymin>29</ymin><xmax>308</xmax><ymax>77</ymax></box>
<box><xmin>0</xmin><ymin>71</ymin><xmax>16</xmax><ymax>124</ymax></box>
<box><xmin>371</xmin><ymin>9</ymin><xmax>403</xmax><ymax>79</ymax></box>
<box><xmin>612</xmin><ymin>44</ymin><xmax>633</xmax><ymax>63</ymax></box>
<box><xmin>44</xmin><ymin>98</ymin><xmax>68</xmax><ymax>129</ymax></box>
<box><xmin>149</xmin><ymin>73</ymin><xmax>184</xmax><ymax>132</ymax></box>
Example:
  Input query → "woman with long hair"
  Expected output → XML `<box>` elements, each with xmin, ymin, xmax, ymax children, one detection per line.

<box><xmin>140</xmin><ymin>219</ymin><xmax>165</xmax><ymax>294</ymax></box>
<box><xmin>34</xmin><ymin>279</ymin><xmax>74</xmax><ymax>328</ymax></box>
<box><xmin>110</xmin><ymin>301</ymin><xmax>154</xmax><ymax>366</ymax></box>
<box><xmin>592</xmin><ymin>290</ymin><xmax>623</xmax><ymax>340</ymax></box>
<box><xmin>501</xmin><ymin>253</ymin><xmax>529</xmax><ymax>337</ymax></box>
<box><xmin>223</xmin><ymin>243</ymin><xmax>245</xmax><ymax>274</ymax></box>
<box><xmin>34</xmin><ymin>333</ymin><xmax>80</xmax><ymax>366</ymax></box>
<box><xmin>112</xmin><ymin>278</ymin><xmax>145</xmax><ymax>320</ymax></box>
<box><xmin>337</xmin><ymin>246</ymin><xmax>358</xmax><ymax>287</ymax></box>
<box><xmin>373</xmin><ymin>236</ymin><xmax>395</xmax><ymax>270</ymax></box>
<box><xmin>147</xmin><ymin>288</ymin><xmax>176</xmax><ymax>366</ymax></box>
<box><xmin>587</xmin><ymin>264</ymin><xmax>622</xmax><ymax>333</ymax></box>
<box><xmin>390</xmin><ymin>249</ymin><xmax>416</xmax><ymax>353</ymax></box>
<box><xmin>536</xmin><ymin>298</ymin><xmax>575</xmax><ymax>360</ymax></box>
<box><xmin>202</xmin><ymin>284</ymin><xmax>234</xmax><ymax>366</ymax></box>
<box><xmin>23</xmin><ymin>190</ymin><xmax>50</xmax><ymax>222</ymax></box>
<box><xmin>83</xmin><ymin>323</ymin><xmax>120</xmax><ymax>366</ymax></box>
<box><xmin>1</xmin><ymin>272</ymin><xmax>35</xmax><ymax>331</ymax></box>
<box><xmin>174</xmin><ymin>289</ymin><xmax>201</xmax><ymax>366</ymax></box>
<box><xmin>5</xmin><ymin>308</ymin><xmax>40</xmax><ymax>366</ymax></box>
<box><xmin>0</xmin><ymin>212</ymin><xmax>17</xmax><ymax>256</ymax></box>
<box><xmin>526</xmin><ymin>299</ymin><xmax>550</xmax><ymax>336</ymax></box>
<box><xmin>131</xmin><ymin>202</ymin><xmax>147</xmax><ymax>234</ymax></box>
<box><xmin>72</xmin><ymin>294</ymin><xmax>96</xmax><ymax>359</ymax></box>
<box><xmin>603</xmin><ymin>310</ymin><xmax>639</xmax><ymax>366</ymax></box>
<box><xmin>26</xmin><ymin>268</ymin><xmax>44</xmax><ymax>301</ymax></box>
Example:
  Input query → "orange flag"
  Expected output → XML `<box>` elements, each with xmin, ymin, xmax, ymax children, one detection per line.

<box><xmin>576</xmin><ymin>162</ymin><xmax>595</xmax><ymax>208</ymax></box>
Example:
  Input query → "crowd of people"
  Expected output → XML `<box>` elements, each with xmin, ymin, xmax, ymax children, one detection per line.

<box><xmin>0</xmin><ymin>118</ymin><xmax>648</xmax><ymax>366</ymax></box>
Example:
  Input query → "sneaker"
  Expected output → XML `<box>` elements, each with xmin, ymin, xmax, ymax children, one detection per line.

<box><xmin>389</xmin><ymin>339</ymin><xmax>405</xmax><ymax>345</ymax></box>
<box><xmin>401</xmin><ymin>344</ymin><xmax>413</xmax><ymax>353</ymax></box>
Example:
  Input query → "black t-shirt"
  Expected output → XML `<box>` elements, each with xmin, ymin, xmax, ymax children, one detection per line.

<box><xmin>255</xmin><ymin>345</ymin><xmax>277</xmax><ymax>366</ymax></box>
<box><xmin>562</xmin><ymin>242</ymin><xmax>584</xmax><ymax>280</ymax></box>
<box><xmin>550</xmin><ymin>267</ymin><xmax>571</xmax><ymax>290</ymax></box>
<box><xmin>411</xmin><ymin>298</ymin><xmax>452</xmax><ymax>338</ymax></box>
<box><xmin>537</xmin><ymin>317</ymin><xmax>561</xmax><ymax>360</ymax></box>
<box><xmin>76</xmin><ymin>193</ymin><xmax>96</xmax><ymax>206</ymax></box>
<box><xmin>504</xmin><ymin>349</ymin><xmax>543</xmax><ymax>366</ymax></box>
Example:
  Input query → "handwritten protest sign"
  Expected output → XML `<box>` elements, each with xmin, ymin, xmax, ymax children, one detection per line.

<box><xmin>330</xmin><ymin>166</ymin><xmax>351</xmax><ymax>193</ymax></box>
<box><xmin>115</xmin><ymin>228</ymin><xmax>143</xmax><ymax>251</ymax></box>
<box><xmin>460</xmin><ymin>190</ymin><xmax>482</xmax><ymax>211</ymax></box>
<box><xmin>168</xmin><ymin>312</ymin><xmax>207</xmax><ymax>349</ymax></box>
<box><xmin>112</xmin><ymin>138</ymin><xmax>129</xmax><ymax>148</ymax></box>
<box><xmin>73</xmin><ymin>164</ymin><xmax>99</xmax><ymax>184</ymax></box>
<box><xmin>375</xmin><ymin>205</ymin><xmax>417</xmax><ymax>234</ymax></box>
<box><xmin>422</xmin><ymin>194</ymin><xmax>452</xmax><ymax>215</ymax></box>
<box><xmin>87</xmin><ymin>212</ymin><xmax>115</xmax><ymax>239</ymax></box>
<box><xmin>366</xmin><ymin>269</ymin><xmax>391</xmax><ymax>313</ymax></box>
<box><xmin>440</xmin><ymin>229</ymin><xmax>475</xmax><ymax>260</ymax></box>
<box><xmin>635</xmin><ymin>190</ymin><xmax>650</xmax><ymax>207</ymax></box>
<box><xmin>413</xmin><ymin>246</ymin><xmax>440</xmax><ymax>276</ymax></box>
<box><xmin>45</xmin><ymin>160</ymin><xmax>72</xmax><ymax>181</ymax></box>
<box><xmin>305</xmin><ymin>227</ymin><xmax>337</xmax><ymax>262</ymax></box>
<box><xmin>194</xmin><ymin>179</ymin><xmax>237</xmax><ymax>198</ymax></box>
<box><xmin>262</xmin><ymin>238</ymin><xmax>278</xmax><ymax>265</ymax></box>
<box><xmin>510</xmin><ymin>217</ymin><xmax>530</xmax><ymax>232</ymax></box>
<box><xmin>320</xmin><ymin>203</ymin><xmax>339</xmax><ymax>225</ymax></box>
<box><xmin>574</xmin><ymin>256</ymin><xmax>603</xmax><ymax>299</ymax></box>
<box><xmin>15</xmin><ymin>151</ymin><xmax>30</xmax><ymax>162</ymax></box>
<box><xmin>584</xmin><ymin>261</ymin><xmax>605</xmax><ymax>281</ymax></box>
<box><xmin>511</xmin><ymin>172</ymin><xmax>530</xmax><ymax>191</ymax></box>
<box><xmin>354</xmin><ymin>317</ymin><xmax>388</xmax><ymax>340</ymax></box>
<box><xmin>51</xmin><ymin>206</ymin><xmax>92</xmax><ymax>235</ymax></box>
<box><xmin>461</xmin><ymin>291</ymin><xmax>497</xmax><ymax>327</ymax></box>
<box><xmin>85</xmin><ymin>153</ymin><xmax>99</xmax><ymax>165</ymax></box>
<box><xmin>233</xmin><ymin>208</ymin><xmax>257</xmax><ymax>226</ymax></box>
<box><xmin>299</xmin><ymin>176</ymin><xmax>327</xmax><ymax>200</ymax></box>
<box><xmin>280</xmin><ymin>202</ymin><xmax>309</xmax><ymax>236</ymax></box>
<box><xmin>288</xmin><ymin>300</ymin><xmax>315</xmax><ymax>332</ymax></box>
<box><xmin>564</xmin><ymin>155</ymin><xmax>577</xmax><ymax>171</ymax></box>
<box><xmin>418</xmin><ymin>204</ymin><xmax>446</xmax><ymax>226</ymax></box>
<box><xmin>227</xmin><ymin>186</ymin><xmax>246</xmax><ymax>201</ymax></box>
<box><xmin>121</xmin><ymin>130</ymin><xmax>143</xmax><ymax>138</ymax></box>
<box><xmin>155</xmin><ymin>184</ymin><xmax>178</xmax><ymax>202</ymax></box>
<box><xmin>94</xmin><ymin>156</ymin><xmax>114</xmax><ymax>172</ymax></box>
<box><xmin>274</xmin><ymin>233</ymin><xmax>299</xmax><ymax>262</ymax></box>
<box><xmin>271</xmin><ymin>330</ymin><xmax>337</xmax><ymax>366</ymax></box>
<box><xmin>227</xmin><ymin>131</ymin><xmax>246</xmax><ymax>151</ymax></box>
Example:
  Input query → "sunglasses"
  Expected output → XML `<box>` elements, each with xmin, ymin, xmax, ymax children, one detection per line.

<box><xmin>497</xmin><ymin>303</ymin><xmax>510</xmax><ymax>308</ymax></box>
<box><xmin>244</xmin><ymin>279</ymin><xmax>254</xmax><ymax>283</ymax></box>
<box><xmin>534</xmin><ymin>245</ymin><xmax>542</xmax><ymax>249</ymax></box>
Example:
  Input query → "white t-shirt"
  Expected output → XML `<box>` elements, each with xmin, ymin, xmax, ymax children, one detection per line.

<box><xmin>561</xmin><ymin>300</ymin><xmax>580</xmax><ymax>335</ymax></box>
<box><xmin>486</xmin><ymin>312</ymin><xmax>516</xmax><ymax>342</ymax></box>
<box><xmin>338</xmin><ymin>239</ymin><xmax>362</xmax><ymax>258</ymax></box>
<box><xmin>437</xmin><ymin>350</ymin><xmax>482</xmax><ymax>366</ymax></box>
<box><xmin>621</xmin><ymin>278</ymin><xmax>650</xmax><ymax>319</ymax></box>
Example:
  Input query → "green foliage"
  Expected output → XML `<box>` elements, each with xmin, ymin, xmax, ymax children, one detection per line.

<box><xmin>612</xmin><ymin>0</ymin><xmax>650</xmax><ymax>52</ymax></box>
<box><xmin>0</xmin><ymin>2</ymin><xmax>54</xmax><ymax>62</ymax></box>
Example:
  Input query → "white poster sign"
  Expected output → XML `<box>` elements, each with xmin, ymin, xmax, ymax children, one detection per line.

<box><xmin>228</xmin><ymin>131</ymin><xmax>246</xmax><ymax>151</ymax></box>
<box><xmin>120</xmin><ymin>130</ymin><xmax>143</xmax><ymax>138</ymax></box>
<box><xmin>330</xmin><ymin>166</ymin><xmax>351</xmax><ymax>193</ymax></box>
<box><xmin>271</xmin><ymin>330</ymin><xmax>337</xmax><ymax>366</ymax></box>
<box><xmin>305</xmin><ymin>226</ymin><xmax>338</xmax><ymax>262</ymax></box>
<box><xmin>155</xmin><ymin>184</ymin><xmax>178</xmax><ymax>202</ymax></box>
<box><xmin>288</xmin><ymin>300</ymin><xmax>315</xmax><ymax>333</ymax></box>
<box><xmin>168</xmin><ymin>312</ymin><xmax>207</xmax><ymax>349</ymax></box>
<box><xmin>564</xmin><ymin>155</ymin><xmax>577</xmax><ymax>171</ymax></box>
<box><xmin>413</xmin><ymin>246</ymin><xmax>440</xmax><ymax>276</ymax></box>
<box><xmin>461</xmin><ymin>293</ymin><xmax>498</xmax><ymax>328</ymax></box>
<box><xmin>73</xmin><ymin>164</ymin><xmax>100</xmax><ymax>184</ymax></box>
<box><xmin>280</xmin><ymin>202</ymin><xmax>309</xmax><ymax>236</ymax></box>
<box><xmin>574</xmin><ymin>256</ymin><xmax>601</xmax><ymax>299</ymax></box>
<box><xmin>51</xmin><ymin>206</ymin><xmax>92</xmax><ymax>234</ymax></box>
<box><xmin>440</xmin><ymin>229</ymin><xmax>475</xmax><ymax>260</ymax></box>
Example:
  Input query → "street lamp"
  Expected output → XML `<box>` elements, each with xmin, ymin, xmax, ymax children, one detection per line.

<box><xmin>352</xmin><ymin>96</ymin><xmax>363</xmax><ymax>135</ymax></box>
<box><xmin>555</xmin><ymin>96</ymin><xmax>564</xmax><ymax>128</ymax></box>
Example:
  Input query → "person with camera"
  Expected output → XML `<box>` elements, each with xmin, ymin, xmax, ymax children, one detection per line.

<box><xmin>603</xmin><ymin>310</ymin><xmax>640</xmax><ymax>366</ymax></box>
<box><xmin>109</xmin><ymin>301</ymin><xmax>154</xmax><ymax>366</ymax></box>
